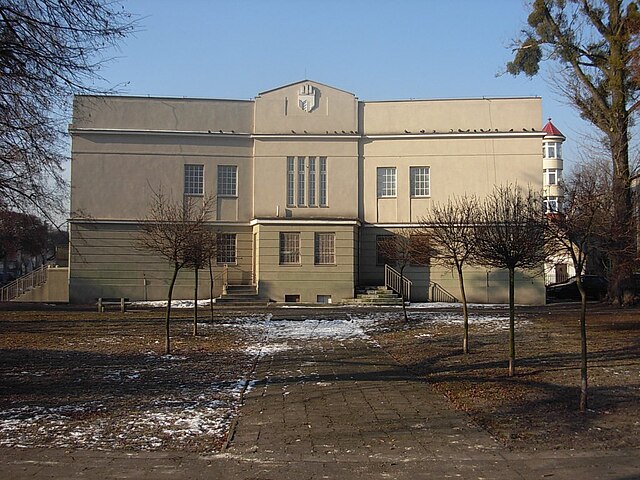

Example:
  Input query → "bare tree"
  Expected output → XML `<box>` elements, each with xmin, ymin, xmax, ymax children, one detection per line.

<box><xmin>474</xmin><ymin>185</ymin><xmax>546</xmax><ymax>377</ymax></box>
<box><xmin>546</xmin><ymin>166</ymin><xmax>609</xmax><ymax>412</ymax></box>
<box><xmin>184</xmin><ymin>226</ymin><xmax>217</xmax><ymax>336</ymax></box>
<box><xmin>377</xmin><ymin>230</ymin><xmax>432</xmax><ymax>322</ymax></box>
<box><xmin>420</xmin><ymin>195</ymin><xmax>479</xmax><ymax>353</ymax></box>
<box><xmin>508</xmin><ymin>0</ymin><xmax>640</xmax><ymax>304</ymax></box>
<box><xmin>0</xmin><ymin>0</ymin><xmax>135</xmax><ymax>222</ymax></box>
<box><xmin>137</xmin><ymin>189</ymin><xmax>214</xmax><ymax>354</ymax></box>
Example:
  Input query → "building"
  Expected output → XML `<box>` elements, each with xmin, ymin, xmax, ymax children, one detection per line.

<box><xmin>541</xmin><ymin>119</ymin><xmax>577</xmax><ymax>286</ymax></box>
<box><xmin>69</xmin><ymin>80</ymin><xmax>547</xmax><ymax>305</ymax></box>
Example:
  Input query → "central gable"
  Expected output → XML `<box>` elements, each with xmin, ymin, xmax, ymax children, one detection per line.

<box><xmin>254</xmin><ymin>80</ymin><xmax>358</xmax><ymax>134</ymax></box>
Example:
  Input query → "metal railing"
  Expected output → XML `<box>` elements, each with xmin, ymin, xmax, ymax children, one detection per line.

<box><xmin>384</xmin><ymin>264</ymin><xmax>412</xmax><ymax>301</ymax></box>
<box><xmin>428</xmin><ymin>281</ymin><xmax>459</xmax><ymax>303</ymax></box>
<box><xmin>0</xmin><ymin>264</ymin><xmax>48</xmax><ymax>302</ymax></box>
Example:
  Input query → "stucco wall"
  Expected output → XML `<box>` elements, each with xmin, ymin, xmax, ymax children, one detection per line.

<box><xmin>254</xmin><ymin>222</ymin><xmax>357</xmax><ymax>303</ymax></box>
<box><xmin>69</xmin><ymin>222</ymin><xmax>253</xmax><ymax>303</ymax></box>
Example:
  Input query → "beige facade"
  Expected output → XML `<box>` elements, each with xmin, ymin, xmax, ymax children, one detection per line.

<box><xmin>69</xmin><ymin>80</ymin><xmax>546</xmax><ymax>304</ymax></box>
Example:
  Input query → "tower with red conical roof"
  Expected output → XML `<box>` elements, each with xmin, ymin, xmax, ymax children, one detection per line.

<box><xmin>542</xmin><ymin>118</ymin><xmax>565</xmax><ymax>213</ymax></box>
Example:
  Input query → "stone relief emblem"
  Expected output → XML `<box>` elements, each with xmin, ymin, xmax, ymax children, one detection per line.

<box><xmin>298</xmin><ymin>84</ymin><xmax>318</xmax><ymax>113</ymax></box>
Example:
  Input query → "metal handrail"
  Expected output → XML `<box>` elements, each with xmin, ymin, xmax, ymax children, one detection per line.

<box><xmin>428</xmin><ymin>281</ymin><xmax>459</xmax><ymax>303</ymax></box>
<box><xmin>384</xmin><ymin>264</ymin><xmax>412</xmax><ymax>301</ymax></box>
<box><xmin>0</xmin><ymin>264</ymin><xmax>48</xmax><ymax>302</ymax></box>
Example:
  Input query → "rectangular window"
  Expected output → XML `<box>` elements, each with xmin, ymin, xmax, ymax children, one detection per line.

<box><xmin>279</xmin><ymin>232</ymin><xmax>300</xmax><ymax>264</ymax></box>
<box><xmin>319</xmin><ymin>157</ymin><xmax>327</xmax><ymax>206</ymax></box>
<box><xmin>287</xmin><ymin>157</ymin><xmax>295</xmax><ymax>206</ymax></box>
<box><xmin>184</xmin><ymin>164</ymin><xmax>204</xmax><ymax>196</ymax></box>
<box><xmin>284</xmin><ymin>294</ymin><xmax>300</xmax><ymax>303</ymax></box>
<box><xmin>317</xmin><ymin>295</ymin><xmax>332</xmax><ymax>304</ymax></box>
<box><xmin>410</xmin><ymin>166</ymin><xmax>430</xmax><ymax>197</ymax></box>
<box><xmin>544</xmin><ymin>197</ymin><xmax>559</xmax><ymax>213</ymax></box>
<box><xmin>308</xmin><ymin>156</ymin><xmax>316</xmax><ymax>206</ymax></box>
<box><xmin>544</xmin><ymin>169</ymin><xmax>561</xmax><ymax>185</ymax></box>
<box><xmin>544</xmin><ymin>142</ymin><xmax>561</xmax><ymax>159</ymax></box>
<box><xmin>377</xmin><ymin>167</ymin><xmax>396</xmax><ymax>197</ymax></box>
<box><xmin>217</xmin><ymin>165</ymin><xmax>237</xmax><ymax>196</ymax></box>
<box><xmin>297</xmin><ymin>157</ymin><xmax>306</xmax><ymax>206</ymax></box>
<box><xmin>216</xmin><ymin>233</ymin><xmax>237</xmax><ymax>264</ymax></box>
<box><xmin>314</xmin><ymin>232</ymin><xmax>335</xmax><ymax>265</ymax></box>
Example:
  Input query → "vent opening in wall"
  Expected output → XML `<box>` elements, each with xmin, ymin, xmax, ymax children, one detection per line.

<box><xmin>317</xmin><ymin>295</ymin><xmax>332</xmax><ymax>304</ymax></box>
<box><xmin>284</xmin><ymin>294</ymin><xmax>300</xmax><ymax>303</ymax></box>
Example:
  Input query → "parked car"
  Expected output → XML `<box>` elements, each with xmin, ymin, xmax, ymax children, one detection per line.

<box><xmin>546</xmin><ymin>275</ymin><xmax>608</xmax><ymax>302</ymax></box>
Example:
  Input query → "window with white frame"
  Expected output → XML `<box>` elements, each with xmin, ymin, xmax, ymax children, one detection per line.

<box><xmin>544</xmin><ymin>196</ymin><xmax>559</xmax><ymax>213</ymax></box>
<box><xmin>544</xmin><ymin>142</ymin><xmax>562</xmax><ymax>159</ymax></box>
<box><xmin>544</xmin><ymin>168</ymin><xmax>561</xmax><ymax>185</ymax></box>
<box><xmin>279</xmin><ymin>232</ymin><xmax>300</xmax><ymax>264</ymax></box>
<box><xmin>297</xmin><ymin>156</ymin><xmax>306</xmax><ymax>206</ymax></box>
<box><xmin>184</xmin><ymin>164</ymin><xmax>204</xmax><ymax>196</ymax></box>
<box><xmin>308</xmin><ymin>156</ymin><xmax>316</xmax><ymax>206</ymax></box>
<box><xmin>286</xmin><ymin>156</ymin><xmax>328</xmax><ymax>207</ymax></box>
<box><xmin>377</xmin><ymin>167</ymin><xmax>396</xmax><ymax>197</ymax></box>
<box><xmin>314</xmin><ymin>232</ymin><xmax>335</xmax><ymax>265</ymax></box>
<box><xmin>217</xmin><ymin>165</ymin><xmax>237</xmax><ymax>196</ymax></box>
<box><xmin>319</xmin><ymin>157</ymin><xmax>327</xmax><ymax>206</ymax></box>
<box><xmin>410</xmin><ymin>166</ymin><xmax>430</xmax><ymax>197</ymax></box>
<box><xmin>216</xmin><ymin>233</ymin><xmax>236</xmax><ymax>264</ymax></box>
<box><xmin>286</xmin><ymin>157</ymin><xmax>295</xmax><ymax>206</ymax></box>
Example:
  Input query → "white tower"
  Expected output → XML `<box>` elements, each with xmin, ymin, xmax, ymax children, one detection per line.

<box><xmin>542</xmin><ymin>118</ymin><xmax>565</xmax><ymax>213</ymax></box>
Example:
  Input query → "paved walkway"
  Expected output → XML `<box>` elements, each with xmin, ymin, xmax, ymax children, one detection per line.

<box><xmin>2</xmin><ymin>322</ymin><xmax>640</xmax><ymax>478</ymax></box>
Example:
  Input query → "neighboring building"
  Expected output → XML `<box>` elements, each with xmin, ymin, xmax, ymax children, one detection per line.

<box><xmin>69</xmin><ymin>80</ymin><xmax>547</xmax><ymax>304</ymax></box>
<box><xmin>541</xmin><ymin>119</ymin><xmax>577</xmax><ymax>285</ymax></box>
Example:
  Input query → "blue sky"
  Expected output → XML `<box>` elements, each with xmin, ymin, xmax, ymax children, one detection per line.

<box><xmin>94</xmin><ymin>0</ymin><xmax>593</xmax><ymax>167</ymax></box>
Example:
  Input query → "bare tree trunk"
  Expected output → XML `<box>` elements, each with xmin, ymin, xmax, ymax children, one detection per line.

<box><xmin>208</xmin><ymin>256</ymin><xmax>214</xmax><ymax>321</ymax></box>
<box><xmin>193</xmin><ymin>268</ymin><xmax>198</xmax><ymax>336</ymax></box>
<box><xmin>457</xmin><ymin>265</ymin><xmax>469</xmax><ymax>354</ymax></box>
<box><xmin>165</xmin><ymin>264</ymin><xmax>180</xmax><ymax>355</ymax></box>
<box><xmin>508</xmin><ymin>267</ymin><xmax>516</xmax><ymax>377</ymax></box>
<box><xmin>576</xmin><ymin>275</ymin><xmax>588</xmax><ymax>412</ymax></box>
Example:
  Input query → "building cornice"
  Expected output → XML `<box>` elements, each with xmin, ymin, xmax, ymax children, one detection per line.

<box><xmin>69</xmin><ymin>127</ymin><xmax>546</xmax><ymax>141</ymax></box>
<box><xmin>68</xmin><ymin>127</ymin><xmax>251</xmax><ymax>138</ymax></box>
<box><xmin>250</xmin><ymin>218</ymin><xmax>361</xmax><ymax>226</ymax></box>
<box><xmin>69</xmin><ymin>218</ymin><xmax>252</xmax><ymax>227</ymax></box>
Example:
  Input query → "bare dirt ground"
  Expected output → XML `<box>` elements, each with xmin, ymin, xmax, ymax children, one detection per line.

<box><xmin>367</xmin><ymin>303</ymin><xmax>640</xmax><ymax>451</ymax></box>
<box><xmin>0</xmin><ymin>307</ymin><xmax>266</xmax><ymax>452</ymax></box>
<box><xmin>0</xmin><ymin>303</ymin><xmax>638</xmax><ymax>454</ymax></box>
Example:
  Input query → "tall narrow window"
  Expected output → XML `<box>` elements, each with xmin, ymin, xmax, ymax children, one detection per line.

<box><xmin>286</xmin><ymin>157</ymin><xmax>295</xmax><ymax>206</ymax></box>
<box><xmin>279</xmin><ymin>232</ymin><xmax>300</xmax><ymax>264</ymax></box>
<box><xmin>377</xmin><ymin>167</ymin><xmax>396</xmax><ymax>197</ymax></box>
<box><xmin>314</xmin><ymin>232</ymin><xmax>335</xmax><ymax>265</ymax></box>
<box><xmin>297</xmin><ymin>156</ymin><xmax>305</xmax><ymax>206</ymax></box>
<box><xmin>217</xmin><ymin>165</ymin><xmax>237</xmax><ymax>196</ymax></box>
<box><xmin>184</xmin><ymin>164</ymin><xmax>204</xmax><ymax>196</ymax></box>
<box><xmin>410</xmin><ymin>166</ymin><xmax>430</xmax><ymax>197</ymax></box>
<box><xmin>308</xmin><ymin>156</ymin><xmax>316</xmax><ymax>206</ymax></box>
<box><xmin>216</xmin><ymin>233</ymin><xmax>237</xmax><ymax>264</ymax></box>
<box><xmin>319</xmin><ymin>157</ymin><xmax>328</xmax><ymax>206</ymax></box>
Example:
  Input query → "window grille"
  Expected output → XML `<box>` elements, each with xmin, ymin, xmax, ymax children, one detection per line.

<box><xmin>184</xmin><ymin>164</ymin><xmax>204</xmax><ymax>196</ymax></box>
<box><xmin>410</xmin><ymin>166</ymin><xmax>430</xmax><ymax>197</ymax></box>
<box><xmin>314</xmin><ymin>232</ymin><xmax>335</xmax><ymax>265</ymax></box>
<box><xmin>279</xmin><ymin>232</ymin><xmax>300</xmax><ymax>264</ymax></box>
<box><xmin>216</xmin><ymin>233</ymin><xmax>237</xmax><ymax>264</ymax></box>
<box><xmin>217</xmin><ymin>165</ymin><xmax>237</xmax><ymax>196</ymax></box>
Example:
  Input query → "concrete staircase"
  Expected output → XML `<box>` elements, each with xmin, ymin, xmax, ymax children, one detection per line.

<box><xmin>215</xmin><ymin>285</ymin><xmax>268</xmax><ymax>307</ymax></box>
<box><xmin>346</xmin><ymin>286</ymin><xmax>404</xmax><ymax>306</ymax></box>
